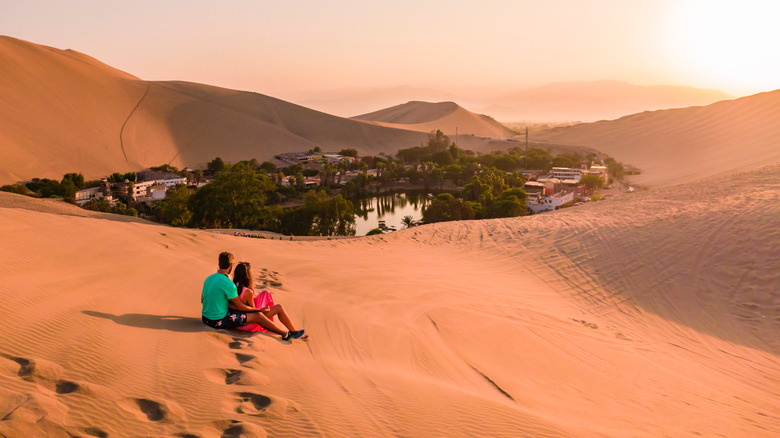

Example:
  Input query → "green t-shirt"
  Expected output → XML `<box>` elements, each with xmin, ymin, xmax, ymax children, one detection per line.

<box><xmin>201</xmin><ymin>272</ymin><xmax>238</xmax><ymax>320</ymax></box>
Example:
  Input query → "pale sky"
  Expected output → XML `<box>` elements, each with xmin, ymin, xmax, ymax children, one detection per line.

<box><xmin>2</xmin><ymin>0</ymin><xmax>779</xmax><ymax>98</ymax></box>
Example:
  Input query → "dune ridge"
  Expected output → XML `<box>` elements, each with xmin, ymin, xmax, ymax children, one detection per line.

<box><xmin>353</xmin><ymin>101</ymin><xmax>515</xmax><ymax>138</ymax></box>
<box><xmin>532</xmin><ymin>89</ymin><xmax>780</xmax><ymax>185</ymax></box>
<box><xmin>0</xmin><ymin>36</ymin><xmax>438</xmax><ymax>184</ymax></box>
<box><xmin>483</xmin><ymin>79</ymin><xmax>733</xmax><ymax>122</ymax></box>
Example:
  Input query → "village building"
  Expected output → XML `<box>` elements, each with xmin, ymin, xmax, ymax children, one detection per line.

<box><xmin>526</xmin><ymin>191</ymin><xmax>575</xmax><ymax>214</ymax></box>
<box><xmin>550</xmin><ymin>167</ymin><xmax>583</xmax><ymax>181</ymax></box>
<box><xmin>584</xmin><ymin>164</ymin><xmax>609</xmax><ymax>184</ymax></box>
<box><xmin>523</xmin><ymin>181</ymin><xmax>545</xmax><ymax>195</ymax></box>
<box><xmin>131</xmin><ymin>173</ymin><xmax>187</xmax><ymax>201</ymax></box>
<box><xmin>562</xmin><ymin>179</ymin><xmax>586</xmax><ymax>195</ymax></box>
<box><xmin>280</xmin><ymin>175</ymin><xmax>319</xmax><ymax>189</ymax></box>
<box><xmin>536</xmin><ymin>177</ymin><xmax>563</xmax><ymax>195</ymax></box>
<box><xmin>519</xmin><ymin>169</ymin><xmax>543</xmax><ymax>179</ymax></box>
<box><xmin>278</xmin><ymin>151</ymin><xmax>324</xmax><ymax>165</ymax></box>
<box><xmin>74</xmin><ymin>186</ymin><xmax>106</xmax><ymax>205</ymax></box>
<box><xmin>322</xmin><ymin>154</ymin><xmax>355</xmax><ymax>164</ymax></box>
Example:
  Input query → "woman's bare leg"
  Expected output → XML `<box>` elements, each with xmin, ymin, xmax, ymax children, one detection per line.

<box><xmin>263</xmin><ymin>304</ymin><xmax>296</xmax><ymax>331</ymax></box>
<box><xmin>246</xmin><ymin>312</ymin><xmax>286</xmax><ymax>336</ymax></box>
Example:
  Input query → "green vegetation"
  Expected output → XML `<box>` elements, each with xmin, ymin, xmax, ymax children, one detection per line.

<box><xmin>339</xmin><ymin>148</ymin><xmax>359</xmax><ymax>158</ymax></box>
<box><xmin>401</xmin><ymin>215</ymin><xmax>418</xmax><ymax>228</ymax></box>
<box><xmin>274</xmin><ymin>191</ymin><xmax>355</xmax><ymax>236</ymax></box>
<box><xmin>188</xmin><ymin>162</ymin><xmax>276</xmax><ymax>229</ymax></box>
<box><xmin>149</xmin><ymin>164</ymin><xmax>178</xmax><ymax>174</ymax></box>
<box><xmin>149</xmin><ymin>162</ymin><xmax>357</xmax><ymax>236</ymax></box>
<box><xmin>207</xmin><ymin>157</ymin><xmax>225</xmax><ymax>174</ymax></box>
<box><xmin>422</xmin><ymin>193</ymin><xmax>479</xmax><ymax>224</ymax></box>
<box><xmin>10</xmin><ymin>173</ymin><xmax>91</xmax><ymax>201</ymax></box>
<box><xmin>580</xmin><ymin>173</ymin><xmax>605</xmax><ymax>191</ymax></box>
<box><xmin>0</xmin><ymin>184</ymin><xmax>30</xmax><ymax>195</ymax></box>
<box><xmin>14</xmin><ymin>129</ymin><xmax>630</xmax><ymax>236</ymax></box>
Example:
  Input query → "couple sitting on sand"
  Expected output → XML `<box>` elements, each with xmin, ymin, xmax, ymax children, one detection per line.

<box><xmin>201</xmin><ymin>252</ymin><xmax>306</xmax><ymax>341</ymax></box>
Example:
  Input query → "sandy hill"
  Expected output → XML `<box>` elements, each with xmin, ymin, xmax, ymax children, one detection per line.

<box><xmin>532</xmin><ymin>89</ymin><xmax>780</xmax><ymax>185</ymax></box>
<box><xmin>483</xmin><ymin>80</ymin><xmax>732</xmax><ymax>122</ymax></box>
<box><xmin>286</xmin><ymin>85</ymin><xmax>461</xmax><ymax>118</ymax></box>
<box><xmin>353</xmin><ymin>101</ymin><xmax>515</xmax><ymax>139</ymax></box>
<box><xmin>1</xmin><ymin>160</ymin><xmax>778</xmax><ymax>437</ymax></box>
<box><xmin>0</xmin><ymin>36</ymin><xmax>435</xmax><ymax>185</ymax></box>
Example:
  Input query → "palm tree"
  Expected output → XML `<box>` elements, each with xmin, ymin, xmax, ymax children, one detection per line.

<box><xmin>401</xmin><ymin>215</ymin><xmax>418</xmax><ymax>229</ymax></box>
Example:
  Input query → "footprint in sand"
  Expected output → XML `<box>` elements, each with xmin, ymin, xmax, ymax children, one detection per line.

<box><xmin>234</xmin><ymin>392</ymin><xmax>272</xmax><ymax>416</ymax></box>
<box><xmin>235</xmin><ymin>353</ymin><xmax>255</xmax><ymax>365</ymax></box>
<box><xmin>209</xmin><ymin>420</ymin><xmax>265</xmax><ymax>438</ymax></box>
<box><xmin>55</xmin><ymin>380</ymin><xmax>80</xmax><ymax>394</ymax></box>
<box><xmin>116</xmin><ymin>396</ymin><xmax>186</xmax><ymax>423</ymax></box>
<box><xmin>572</xmin><ymin>319</ymin><xmax>599</xmax><ymax>329</ymax></box>
<box><xmin>83</xmin><ymin>426</ymin><xmax>109</xmax><ymax>438</ymax></box>
<box><xmin>207</xmin><ymin>332</ymin><xmax>253</xmax><ymax>350</ymax></box>
<box><xmin>205</xmin><ymin>368</ymin><xmax>270</xmax><ymax>386</ymax></box>
<box><xmin>257</xmin><ymin>267</ymin><xmax>283</xmax><ymax>288</ymax></box>
<box><xmin>11</xmin><ymin>356</ymin><xmax>35</xmax><ymax>379</ymax></box>
<box><xmin>136</xmin><ymin>398</ymin><xmax>166</xmax><ymax>422</ymax></box>
<box><xmin>1</xmin><ymin>354</ymin><xmax>65</xmax><ymax>387</ymax></box>
<box><xmin>232</xmin><ymin>391</ymin><xmax>298</xmax><ymax>418</ymax></box>
<box><xmin>229</xmin><ymin>336</ymin><xmax>254</xmax><ymax>350</ymax></box>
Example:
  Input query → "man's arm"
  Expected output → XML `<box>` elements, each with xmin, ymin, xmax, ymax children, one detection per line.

<box><xmin>229</xmin><ymin>296</ymin><xmax>262</xmax><ymax>312</ymax></box>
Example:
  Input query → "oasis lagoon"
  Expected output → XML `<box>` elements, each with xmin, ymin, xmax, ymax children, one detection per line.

<box><xmin>353</xmin><ymin>192</ymin><xmax>431</xmax><ymax>236</ymax></box>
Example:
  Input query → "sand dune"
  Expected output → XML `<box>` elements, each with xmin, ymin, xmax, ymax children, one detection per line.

<box><xmin>484</xmin><ymin>80</ymin><xmax>732</xmax><ymax>123</ymax></box>
<box><xmin>286</xmin><ymin>85</ymin><xmax>462</xmax><ymax>118</ymax></box>
<box><xmin>0</xmin><ymin>36</ymin><xmax>434</xmax><ymax>184</ymax></box>
<box><xmin>354</xmin><ymin>101</ymin><xmax>515</xmax><ymax>138</ymax></box>
<box><xmin>533</xmin><ymin>89</ymin><xmax>780</xmax><ymax>185</ymax></box>
<box><xmin>1</xmin><ymin>161</ymin><xmax>778</xmax><ymax>436</ymax></box>
<box><xmin>2</xmin><ymin>33</ymin><xmax>779</xmax><ymax>438</ymax></box>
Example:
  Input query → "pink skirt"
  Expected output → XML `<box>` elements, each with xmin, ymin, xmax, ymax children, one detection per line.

<box><xmin>235</xmin><ymin>290</ymin><xmax>274</xmax><ymax>333</ymax></box>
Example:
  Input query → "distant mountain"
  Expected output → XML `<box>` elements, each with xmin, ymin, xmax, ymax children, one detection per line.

<box><xmin>532</xmin><ymin>89</ymin><xmax>780</xmax><ymax>185</ymax></box>
<box><xmin>285</xmin><ymin>85</ymin><xmax>462</xmax><ymax>118</ymax></box>
<box><xmin>353</xmin><ymin>101</ymin><xmax>514</xmax><ymax>139</ymax></box>
<box><xmin>0</xmin><ymin>36</ymin><xmax>435</xmax><ymax>184</ymax></box>
<box><xmin>485</xmin><ymin>80</ymin><xmax>732</xmax><ymax>122</ymax></box>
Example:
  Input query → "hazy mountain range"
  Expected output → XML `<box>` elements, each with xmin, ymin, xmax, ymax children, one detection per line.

<box><xmin>1</xmin><ymin>35</ymin><xmax>776</xmax><ymax>187</ymax></box>
<box><xmin>287</xmin><ymin>80</ymin><xmax>731</xmax><ymax>123</ymax></box>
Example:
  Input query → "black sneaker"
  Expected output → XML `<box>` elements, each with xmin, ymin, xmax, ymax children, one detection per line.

<box><xmin>283</xmin><ymin>329</ymin><xmax>305</xmax><ymax>341</ymax></box>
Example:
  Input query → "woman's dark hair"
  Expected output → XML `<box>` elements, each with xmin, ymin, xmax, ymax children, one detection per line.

<box><xmin>232</xmin><ymin>261</ymin><xmax>253</xmax><ymax>293</ymax></box>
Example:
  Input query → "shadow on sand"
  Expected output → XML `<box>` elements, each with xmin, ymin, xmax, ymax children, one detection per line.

<box><xmin>82</xmin><ymin>310</ymin><xmax>208</xmax><ymax>333</ymax></box>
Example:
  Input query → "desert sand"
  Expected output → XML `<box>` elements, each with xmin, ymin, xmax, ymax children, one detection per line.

<box><xmin>354</xmin><ymin>101</ymin><xmax>514</xmax><ymax>139</ymax></box>
<box><xmin>486</xmin><ymin>80</ymin><xmax>731</xmax><ymax>123</ymax></box>
<box><xmin>533</xmin><ymin>89</ymin><xmax>780</xmax><ymax>186</ymax></box>
<box><xmin>0</xmin><ymin>36</ymin><xmax>437</xmax><ymax>185</ymax></box>
<box><xmin>2</xmin><ymin>34</ymin><xmax>779</xmax><ymax>438</ymax></box>
<box><xmin>1</xmin><ymin>156</ymin><xmax>778</xmax><ymax>437</ymax></box>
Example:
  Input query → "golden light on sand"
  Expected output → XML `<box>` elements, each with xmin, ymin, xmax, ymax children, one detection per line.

<box><xmin>669</xmin><ymin>0</ymin><xmax>780</xmax><ymax>93</ymax></box>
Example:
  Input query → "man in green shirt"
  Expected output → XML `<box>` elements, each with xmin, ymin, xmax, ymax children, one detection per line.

<box><xmin>201</xmin><ymin>252</ymin><xmax>305</xmax><ymax>341</ymax></box>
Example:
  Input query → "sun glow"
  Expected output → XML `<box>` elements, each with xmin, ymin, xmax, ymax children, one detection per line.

<box><xmin>668</xmin><ymin>0</ymin><xmax>780</xmax><ymax>93</ymax></box>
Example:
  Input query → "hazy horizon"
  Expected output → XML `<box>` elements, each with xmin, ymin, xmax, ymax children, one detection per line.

<box><xmin>2</xmin><ymin>0</ymin><xmax>779</xmax><ymax>103</ymax></box>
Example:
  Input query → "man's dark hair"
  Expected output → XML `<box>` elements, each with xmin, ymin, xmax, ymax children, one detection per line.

<box><xmin>218</xmin><ymin>252</ymin><xmax>234</xmax><ymax>269</ymax></box>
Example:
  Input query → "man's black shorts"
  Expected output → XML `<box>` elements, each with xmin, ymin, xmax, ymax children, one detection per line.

<box><xmin>202</xmin><ymin>309</ymin><xmax>248</xmax><ymax>329</ymax></box>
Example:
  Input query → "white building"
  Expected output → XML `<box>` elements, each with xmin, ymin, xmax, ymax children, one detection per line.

<box><xmin>322</xmin><ymin>154</ymin><xmax>355</xmax><ymax>164</ymax></box>
<box><xmin>550</xmin><ymin>167</ymin><xmax>582</xmax><ymax>181</ymax></box>
<box><xmin>523</xmin><ymin>181</ymin><xmax>545</xmax><ymax>194</ymax></box>
<box><xmin>158</xmin><ymin>177</ymin><xmax>187</xmax><ymax>189</ymax></box>
<box><xmin>74</xmin><ymin>187</ymin><xmax>103</xmax><ymax>205</ymax></box>
<box><xmin>526</xmin><ymin>191</ymin><xmax>574</xmax><ymax>214</ymax></box>
<box><xmin>132</xmin><ymin>180</ymin><xmax>157</xmax><ymax>199</ymax></box>
<box><xmin>131</xmin><ymin>177</ymin><xmax>186</xmax><ymax>200</ymax></box>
